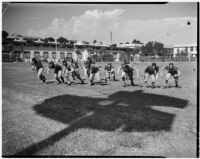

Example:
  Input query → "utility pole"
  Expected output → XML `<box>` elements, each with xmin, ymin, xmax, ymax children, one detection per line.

<box><xmin>110</xmin><ymin>32</ymin><xmax>112</xmax><ymax>44</ymax></box>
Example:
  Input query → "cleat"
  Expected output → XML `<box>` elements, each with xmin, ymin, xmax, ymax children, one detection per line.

<box><xmin>81</xmin><ymin>80</ymin><xmax>84</xmax><ymax>84</ymax></box>
<box><xmin>90</xmin><ymin>82</ymin><xmax>95</xmax><ymax>86</ymax></box>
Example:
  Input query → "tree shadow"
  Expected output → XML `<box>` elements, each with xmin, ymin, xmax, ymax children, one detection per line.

<box><xmin>15</xmin><ymin>90</ymin><xmax>188</xmax><ymax>156</ymax></box>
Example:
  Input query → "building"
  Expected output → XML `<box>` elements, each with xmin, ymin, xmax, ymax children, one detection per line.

<box><xmin>117</xmin><ymin>42</ymin><xmax>144</xmax><ymax>49</ymax></box>
<box><xmin>2</xmin><ymin>34</ymin><xmax>134</xmax><ymax>62</ymax></box>
<box><xmin>173</xmin><ymin>44</ymin><xmax>197</xmax><ymax>58</ymax></box>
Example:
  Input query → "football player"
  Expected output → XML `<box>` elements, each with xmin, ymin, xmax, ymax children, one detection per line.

<box><xmin>104</xmin><ymin>63</ymin><xmax>116</xmax><ymax>81</ymax></box>
<box><xmin>47</xmin><ymin>61</ymin><xmax>64</xmax><ymax>84</ymax></box>
<box><xmin>62</xmin><ymin>59</ymin><xmax>84</xmax><ymax>85</ymax></box>
<box><xmin>84</xmin><ymin>57</ymin><xmax>93</xmax><ymax>78</ymax></box>
<box><xmin>118</xmin><ymin>60</ymin><xmax>139</xmax><ymax>87</ymax></box>
<box><xmin>161</xmin><ymin>63</ymin><xmax>181</xmax><ymax>88</ymax></box>
<box><xmin>144</xmin><ymin>63</ymin><xmax>159</xmax><ymax>88</ymax></box>
<box><xmin>31</xmin><ymin>57</ymin><xmax>46</xmax><ymax>83</ymax></box>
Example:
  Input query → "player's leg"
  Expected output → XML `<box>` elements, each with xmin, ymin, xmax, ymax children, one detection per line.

<box><xmin>150</xmin><ymin>74</ymin><xmax>156</xmax><ymax>88</ymax></box>
<box><xmin>74</xmin><ymin>69</ymin><xmax>84</xmax><ymax>84</ymax></box>
<box><xmin>112</xmin><ymin>72</ymin><xmax>116</xmax><ymax>81</ymax></box>
<box><xmin>87</xmin><ymin>69</ymin><xmax>90</xmax><ymax>78</ymax></box>
<box><xmin>121</xmin><ymin>71</ymin><xmax>127</xmax><ymax>87</ymax></box>
<box><xmin>144</xmin><ymin>72</ymin><xmax>149</xmax><ymax>84</ymax></box>
<box><xmin>174</xmin><ymin>75</ymin><xmax>179</xmax><ymax>87</ymax></box>
<box><xmin>64</xmin><ymin>72</ymin><xmax>71</xmax><ymax>85</ymax></box>
<box><xmin>165</xmin><ymin>73</ymin><xmax>171</xmax><ymax>88</ymax></box>
<box><xmin>104</xmin><ymin>71</ymin><xmax>109</xmax><ymax>82</ymax></box>
<box><xmin>54</xmin><ymin>72</ymin><xmax>62</xmax><ymax>83</ymax></box>
<box><xmin>37</xmin><ymin>67</ymin><xmax>46</xmax><ymax>83</ymax></box>
<box><xmin>89</xmin><ymin>73</ymin><xmax>95</xmax><ymax>85</ymax></box>
<box><xmin>58</xmin><ymin>70</ymin><xmax>64</xmax><ymax>83</ymax></box>
<box><xmin>128</xmin><ymin>72</ymin><xmax>135</xmax><ymax>86</ymax></box>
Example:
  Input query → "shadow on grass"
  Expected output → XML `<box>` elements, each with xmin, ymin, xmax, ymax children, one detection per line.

<box><xmin>15</xmin><ymin>90</ymin><xmax>188</xmax><ymax>156</ymax></box>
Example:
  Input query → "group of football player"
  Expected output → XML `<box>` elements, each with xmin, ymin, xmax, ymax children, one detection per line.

<box><xmin>31</xmin><ymin>56</ymin><xmax>181</xmax><ymax>88</ymax></box>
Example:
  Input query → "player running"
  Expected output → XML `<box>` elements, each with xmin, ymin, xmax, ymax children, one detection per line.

<box><xmin>84</xmin><ymin>57</ymin><xmax>93</xmax><ymax>78</ymax></box>
<box><xmin>31</xmin><ymin>57</ymin><xmax>46</xmax><ymax>83</ymax></box>
<box><xmin>161</xmin><ymin>63</ymin><xmax>181</xmax><ymax>88</ymax></box>
<box><xmin>118</xmin><ymin>60</ymin><xmax>139</xmax><ymax>87</ymax></box>
<box><xmin>104</xmin><ymin>63</ymin><xmax>116</xmax><ymax>81</ymax></box>
<box><xmin>144</xmin><ymin>63</ymin><xmax>159</xmax><ymax>88</ymax></box>
<box><xmin>89</xmin><ymin>60</ymin><xmax>107</xmax><ymax>85</ymax></box>
<box><xmin>47</xmin><ymin>61</ymin><xmax>64</xmax><ymax>84</ymax></box>
<box><xmin>62</xmin><ymin>59</ymin><xmax>84</xmax><ymax>85</ymax></box>
<box><xmin>70</xmin><ymin>58</ymin><xmax>83</xmax><ymax>80</ymax></box>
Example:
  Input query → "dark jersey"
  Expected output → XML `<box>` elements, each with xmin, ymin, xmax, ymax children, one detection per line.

<box><xmin>145</xmin><ymin>66</ymin><xmax>159</xmax><ymax>74</ymax></box>
<box><xmin>105</xmin><ymin>65</ymin><xmax>113</xmax><ymax>71</ymax></box>
<box><xmin>84</xmin><ymin>59</ymin><xmax>92</xmax><ymax>69</ymax></box>
<box><xmin>71</xmin><ymin>61</ymin><xmax>79</xmax><ymax>69</ymax></box>
<box><xmin>32</xmin><ymin>59</ymin><xmax>43</xmax><ymax>72</ymax></box>
<box><xmin>122</xmin><ymin>64</ymin><xmax>133</xmax><ymax>73</ymax></box>
<box><xmin>49</xmin><ymin>62</ymin><xmax>62</xmax><ymax>74</ymax></box>
<box><xmin>90</xmin><ymin>64</ymin><xmax>99</xmax><ymax>74</ymax></box>
<box><xmin>165</xmin><ymin>66</ymin><xmax>178</xmax><ymax>75</ymax></box>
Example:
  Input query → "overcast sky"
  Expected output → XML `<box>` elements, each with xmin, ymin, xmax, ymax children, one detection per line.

<box><xmin>2</xmin><ymin>2</ymin><xmax>197</xmax><ymax>46</ymax></box>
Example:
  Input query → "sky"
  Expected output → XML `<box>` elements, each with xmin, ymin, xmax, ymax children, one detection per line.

<box><xmin>2</xmin><ymin>2</ymin><xmax>197</xmax><ymax>46</ymax></box>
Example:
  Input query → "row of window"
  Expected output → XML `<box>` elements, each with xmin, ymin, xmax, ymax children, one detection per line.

<box><xmin>14</xmin><ymin>51</ymin><xmax>75</xmax><ymax>59</ymax></box>
<box><xmin>175</xmin><ymin>47</ymin><xmax>197</xmax><ymax>52</ymax></box>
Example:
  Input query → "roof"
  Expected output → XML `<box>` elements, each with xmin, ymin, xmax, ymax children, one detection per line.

<box><xmin>173</xmin><ymin>44</ymin><xmax>197</xmax><ymax>48</ymax></box>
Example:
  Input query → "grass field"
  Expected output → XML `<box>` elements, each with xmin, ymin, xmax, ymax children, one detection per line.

<box><xmin>2</xmin><ymin>62</ymin><xmax>197</xmax><ymax>157</ymax></box>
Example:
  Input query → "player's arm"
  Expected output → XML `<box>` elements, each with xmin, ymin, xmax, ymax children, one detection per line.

<box><xmin>175</xmin><ymin>70</ymin><xmax>181</xmax><ymax>77</ymax></box>
<box><xmin>62</xmin><ymin>65</ymin><xmax>66</xmax><ymax>75</ymax></box>
<box><xmin>78</xmin><ymin>62</ymin><xmax>83</xmax><ymax>69</ymax></box>
<box><xmin>47</xmin><ymin>68</ymin><xmax>50</xmax><ymax>74</ymax></box>
<box><xmin>117</xmin><ymin>66</ymin><xmax>122</xmax><ymax>74</ymax></box>
<box><xmin>133</xmin><ymin>66</ymin><xmax>139</xmax><ymax>78</ymax></box>
<box><xmin>68</xmin><ymin>66</ymin><xmax>75</xmax><ymax>73</ymax></box>
<box><xmin>32</xmin><ymin>65</ymin><xmax>36</xmax><ymax>71</ymax></box>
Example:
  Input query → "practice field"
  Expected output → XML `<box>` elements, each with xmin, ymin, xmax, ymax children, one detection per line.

<box><xmin>2</xmin><ymin>62</ymin><xmax>197</xmax><ymax>157</ymax></box>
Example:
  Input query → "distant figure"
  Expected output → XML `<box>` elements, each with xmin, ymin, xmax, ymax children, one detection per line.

<box><xmin>47</xmin><ymin>61</ymin><xmax>64</xmax><ymax>84</ymax></box>
<box><xmin>62</xmin><ymin>59</ymin><xmax>84</xmax><ymax>85</ymax></box>
<box><xmin>84</xmin><ymin>57</ymin><xmax>93</xmax><ymax>78</ymax></box>
<box><xmin>118</xmin><ymin>60</ymin><xmax>139</xmax><ymax>87</ymax></box>
<box><xmin>31</xmin><ymin>57</ymin><xmax>46</xmax><ymax>83</ymax></box>
<box><xmin>104</xmin><ymin>63</ymin><xmax>116</xmax><ymax>81</ymax></box>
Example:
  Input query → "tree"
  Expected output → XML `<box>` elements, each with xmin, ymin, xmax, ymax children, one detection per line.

<box><xmin>93</xmin><ymin>40</ymin><xmax>97</xmax><ymax>44</ymax></box>
<box><xmin>153</xmin><ymin>41</ymin><xmax>164</xmax><ymax>56</ymax></box>
<box><xmin>2</xmin><ymin>30</ymin><xmax>9</xmax><ymax>39</ymax></box>
<box><xmin>141</xmin><ymin>41</ymin><xmax>165</xmax><ymax>57</ymax></box>
<box><xmin>132</xmin><ymin>39</ymin><xmax>142</xmax><ymax>44</ymax></box>
<box><xmin>57</xmin><ymin>37</ymin><xmax>68</xmax><ymax>44</ymax></box>
<box><xmin>44</xmin><ymin>37</ymin><xmax>55</xmax><ymax>43</ymax></box>
<box><xmin>110</xmin><ymin>44</ymin><xmax>117</xmax><ymax>50</ymax></box>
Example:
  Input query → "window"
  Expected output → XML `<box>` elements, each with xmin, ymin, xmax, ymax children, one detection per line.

<box><xmin>60</xmin><ymin>52</ymin><xmax>65</xmax><ymax>59</ymax></box>
<box><xmin>78</xmin><ymin>53</ymin><xmax>82</xmax><ymax>59</ymax></box>
<box><xmin>43</xmin><ymin>52</ymin><xmax>49</xmax><ymax>59</ymax></box>
<box><xmin>34</xmin><ymin>51</ymin><xmax>40</xmax><ymax>58</ymax></box>
<box><xmin>67</xmin><ymin>53</ymin><xmax>72</xmax><ymax>58</ymax></box>
<box><xmin>52</xmin><ymin>52</ymin><xmax>56</xmax><ymax>59</ymax></box>
<box><xmin>24</xmin><ymin>51</ymin><xmax>30</xmax><ymax>59</ymax></box>
<box><xmin>190</xmin><ymin>47</ymin><xmax>193</xmax><ymax>51</ymax></box>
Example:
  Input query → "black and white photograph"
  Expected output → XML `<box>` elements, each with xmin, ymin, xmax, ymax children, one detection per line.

<box><xmin>1</xmin><ymin>1</ymin><xmax>198</xmax><ymax>157</ymax></box>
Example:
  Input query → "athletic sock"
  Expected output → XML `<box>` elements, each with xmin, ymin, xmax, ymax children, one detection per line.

<box><xmin>152</xmin><ymin>82</ymin><xmax>155</xmax><ymax>88</ymax></box>
<box><xmin>60</xmin><ymin>76</ymin><xmax>64</xmax><ymax>83</ymax></box>
<box><xmin>56</xmin><ymin>78</ymin><xmax>61</xmax><ymax>83</ymax></box>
